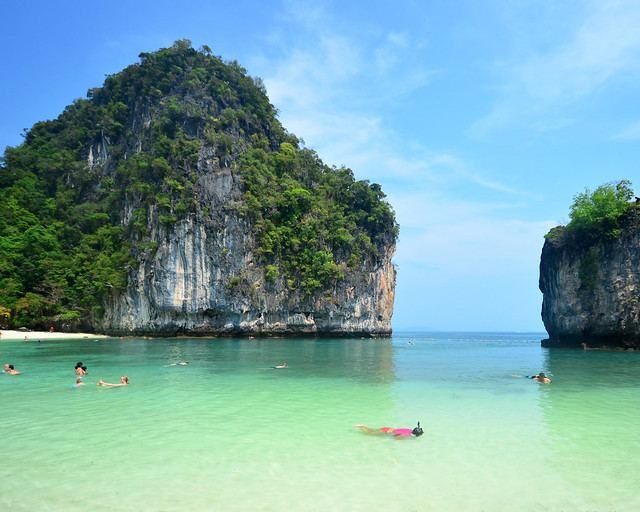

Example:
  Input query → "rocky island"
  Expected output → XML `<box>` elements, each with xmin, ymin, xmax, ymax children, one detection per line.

<box><xmin>0</xmin><ymin>40</ymin><xmax>397</xmax><ymax>337</ymax></box>
<box><xmin>539</xmin><ymin>180</ymin><xmax>640</xmax><ymax>349</ymax></box>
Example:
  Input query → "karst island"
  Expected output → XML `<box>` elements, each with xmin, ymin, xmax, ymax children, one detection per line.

<box><xmin>0</xmin><ymin>40</ymin><xmax>398</xmax><ymax>338</ymax></box>
<box><xmin>540</xmin><ymin>180</ymin><xmax>640</xmax><ymax>350</ymax></box>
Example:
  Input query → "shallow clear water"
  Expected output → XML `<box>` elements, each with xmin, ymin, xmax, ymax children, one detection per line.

<box><xmin>1</xmin><ymin>332</ymin><xmax>639</xmax><ymax>511</ymax></box>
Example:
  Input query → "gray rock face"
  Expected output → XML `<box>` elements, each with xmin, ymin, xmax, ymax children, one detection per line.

<box><xmin>99</xmin><ymin>166</ymin><xmax>396</xmax><ymax>337</ymax></box>
<box><xmin>539</xmin><ymin>214</ymin><xmax>640</xmax><ymax>349</ymax></box>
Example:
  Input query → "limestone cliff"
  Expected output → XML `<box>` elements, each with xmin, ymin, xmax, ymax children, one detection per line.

<box><xmin>101</xmin><ymin>165</ymin><xmax>396</xmax><ymax>337</ymax></box>
<box><xmin>539</xmin><ymin>207</ymin><xmax>640</xmax><ymax>349</ymax></box>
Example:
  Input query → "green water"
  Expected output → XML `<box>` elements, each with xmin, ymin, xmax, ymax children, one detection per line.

<box><xmin>1</xmin><ymin>333</ymin><xmax>639</xmax><ymax>511</ymax></box>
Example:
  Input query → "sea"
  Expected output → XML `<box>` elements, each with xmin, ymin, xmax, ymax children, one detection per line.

<box><xmin>1</xmin><ymin>331</ymin><xmax>639</xmax><ymax>511</ymax></box>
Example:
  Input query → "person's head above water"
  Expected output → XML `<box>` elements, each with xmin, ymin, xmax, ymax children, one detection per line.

<box><xmin>412</xmin><ymin>422</ymin><xmax>424</xmax><ymax>437</ymax></box>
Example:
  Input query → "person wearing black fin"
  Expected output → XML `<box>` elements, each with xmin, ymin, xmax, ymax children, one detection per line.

<box><xmin>355</xmin><ymin>421</ymin><xmax>424</xmax><ymax>438</ymax></box>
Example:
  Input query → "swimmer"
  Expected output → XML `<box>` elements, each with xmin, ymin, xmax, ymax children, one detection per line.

<box><xmin>511</xmin><ymin>372</ymin><xmax>550</xmax><ymax>382</ymax></box>
<box><xmin>70</xmin><ymin>377</ymin><xmax>85</xmax><ymax>388</ymax></box>
<box><xmin>164</xmin><ymin>362</ymin><xmax>189</xmax><ymax>367</ymax></box>
<box><xmin>97</xmin><ymin>376</ymin><xmax>130</xmax><ymax>387</ymax></box>
<box><xmin>354</xmin><ymin>422</ymin><xmax>424</xmax><ymax>439</ymax></box>
<box><xmin>3</xmin><ymin>364</ymin><xmax>20</xmax><ymax>375</ymax></box>
<box><xmin>533</xmin><ymin>372</ymin><xmax>551</xmax><ymax>383</ymax></box>
<box><xmin>272</xmin><ymin>362</ymin><xmax>287</xmax><ymax>369</ymax></box>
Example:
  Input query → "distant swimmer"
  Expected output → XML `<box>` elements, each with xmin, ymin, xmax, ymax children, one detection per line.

<box><xmin>97</xmin><ymin>376</ymin><xmax>130</xmax><ymax>387</ymax></box>
<box><xmin>354</xmin><ymin>422</ymin><xmax>424</xmax><ymax>439</ymax></box>
<box><xmin>164</xmin><ymin>362</ymin><xmax>189</xmax><ymax>367</ymax></box>
<box><xmin>70</xmin><ymin>377</ymin><xmax>85</xmax><ymax>388</ymax></box>
<box><xmin>272</xmin><ymin>362</ymin><xmax>287</xmax><ymax>369</ymax></box>
<box><xmin>533</xmin><ymin>372</ymin><xmax>551</xmax><ymax>383</ymax></box>
<box><xmin>3</xmin><ymin>363</ymin><xmax>20</xmax><ymax>375</ymax></box>
<box><xmin>511</xmin><ymin>372</ymin><xmax>551</xmax><ymax>383</ymax></box>
<box><xmin>75</xmin><ymin>362</ymin><xmax>88</xmax><ymax>375</ymax></box>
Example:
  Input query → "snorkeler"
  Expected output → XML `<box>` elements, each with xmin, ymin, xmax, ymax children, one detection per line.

<box><xmin>354</xmin><ymin>422</ymin><xmax>424</xmax><ymax>438</ymax></box>
<box><xmin>97</xmin><ymin>376</ymin><xmax>130</xmax><ymax>387</ymax></box>
<box><xmin>511</xmin><ymin>372</ymin><xmax>551</xmax><ymax>382</ymax></box>
<box><xmin>533</xmin><ymin>372</ymin><xmax>551</xmax><ymax>383</ymax></box>
<box><xmin>164</xmin><ymin>362</ymin><xmax>189</xmax><ymax>367</ymax></box>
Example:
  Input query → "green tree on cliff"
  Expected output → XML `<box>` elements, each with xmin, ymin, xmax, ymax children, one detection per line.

<box><xmin>566</xmin><ymin>180</ymin><xmax>634</xmax><ymax>241</ymax></box>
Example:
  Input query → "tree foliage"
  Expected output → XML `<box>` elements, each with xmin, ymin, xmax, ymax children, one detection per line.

<box><xmin>566</xmin><ymin>180</ymin><xmax>634</xmax><ymax>241</ymax></box>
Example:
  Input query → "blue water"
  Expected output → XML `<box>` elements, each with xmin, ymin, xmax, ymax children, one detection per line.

<box><xmin>1</xmin><ymin>332</ymin><xmax>639</xmax><ymax>511</ymax></box>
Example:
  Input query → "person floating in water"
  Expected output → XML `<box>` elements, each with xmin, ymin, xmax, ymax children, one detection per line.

<box><xmin>75</xmin><ymin>362</ymin><xmax>87</xmax><ymax>375</ymax></box>
<box><xmin>3</xmin><ymin>363</ymin><xmax>20</xmax><ymax>375</ymax></box>
<box><xmin>272</xmin><ymin>363</ymin><xmax>287</xmax><ymax>369</ymax></box>
<box><xmin>97</xmin><ymin>376</ymin><xmax>129</xmax><ymax>387</ymax></box>
<box><xmin>354</xmin><ymin>422</ymin><xmax>423</xmax><ymax>438</ymax></box>
<box><xmin>164</xmin><ymin>362</ymin><xmax>189</xmax><ymax>367</ymax></box>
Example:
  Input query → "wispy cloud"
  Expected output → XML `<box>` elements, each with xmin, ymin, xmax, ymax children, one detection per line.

<box><xmin>471</xmin><ymin>0</ymin><xmax>640</xmax><ymax>137</ymax></box>
<box><xmin>612</xmin><ymin>120</ymin><xmax>640</xmax><ymax>140</ymax></box>
<box><xmin>264</xmin><ymin>34</ymin><xmax>521</xmax><ymax>197</ymax></box>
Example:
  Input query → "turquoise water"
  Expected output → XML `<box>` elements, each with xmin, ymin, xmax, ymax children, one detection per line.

<box><xmin>1</xmin><ymin>332</ymin><xmax>639</xmax><ymax>511</ymax></box>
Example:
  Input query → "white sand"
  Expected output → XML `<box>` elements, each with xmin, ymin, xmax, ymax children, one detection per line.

<box><xmin>0</xmin><ymin>329</ymin><xmax>108</xmax><ymax>341</ymax></box>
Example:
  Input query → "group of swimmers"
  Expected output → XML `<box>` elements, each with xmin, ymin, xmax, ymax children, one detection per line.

<box><xmin>4</xmin><ymin>356</ymin><xmax>546</xmax><ymax>440</ymax></box>
<box><xmin>71</xmin><ymin>361</ymin><xmax>130</xmax><ymax>388</ymax></box>
<box><xmin>2</xmin><ymin>359</ymin><xmax>130</xmax><ymax>387</ymax></box>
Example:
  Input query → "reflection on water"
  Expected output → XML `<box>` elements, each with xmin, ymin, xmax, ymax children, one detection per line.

<box><xmin>538</xmin><ymin>348</ymin><xmax>640</xmax><ymax>507</ymax></box>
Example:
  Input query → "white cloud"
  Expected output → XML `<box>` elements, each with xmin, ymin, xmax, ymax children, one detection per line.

<box><xmin>394</xmin><ymin>195</ymin><xmax>556</xmax><ymax>280</ymax></box>
<box><xmin>374</xmin><ymin>32</ymin><xmax>410</xmax><ymax>72</ymax></box>
<box><xmin>612</xmin><ymin>120</ymin><xmax>640</xmax><ymax>140</ymax></box>
<box><xmin>471</xmin><ymin>0</ymin><xmax>640</xmax><ymax>136</ymax></box>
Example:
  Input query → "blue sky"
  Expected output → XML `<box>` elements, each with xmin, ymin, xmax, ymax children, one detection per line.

<box><xmin>2</xmin><ymin>0</ymin><xmax>639</xmax><ymax>332</ymax></box>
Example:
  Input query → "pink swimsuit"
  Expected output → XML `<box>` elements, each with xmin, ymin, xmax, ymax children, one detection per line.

<box><xmin>381</xmin><ymin>427</ymin><xmax>412</xmax><ymax>436</ymax></box>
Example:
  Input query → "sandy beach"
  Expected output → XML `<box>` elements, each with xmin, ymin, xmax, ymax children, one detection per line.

<box><xmin>0</xmin><ymin>329</ymin><xmax>108</xmax><ymax>341</ymax></box>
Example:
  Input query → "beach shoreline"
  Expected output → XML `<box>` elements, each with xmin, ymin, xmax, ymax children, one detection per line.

<box><xmin>0</xmin><ymin>329</ymin><xmax>109</xmax><ymax>341</ymax></box>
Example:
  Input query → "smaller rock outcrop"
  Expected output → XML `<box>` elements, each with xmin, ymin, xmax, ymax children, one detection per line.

<box><xmin>539</xmin><ymin>207</ymin><xmax>640</xmax><ymax>350</ymax></box>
